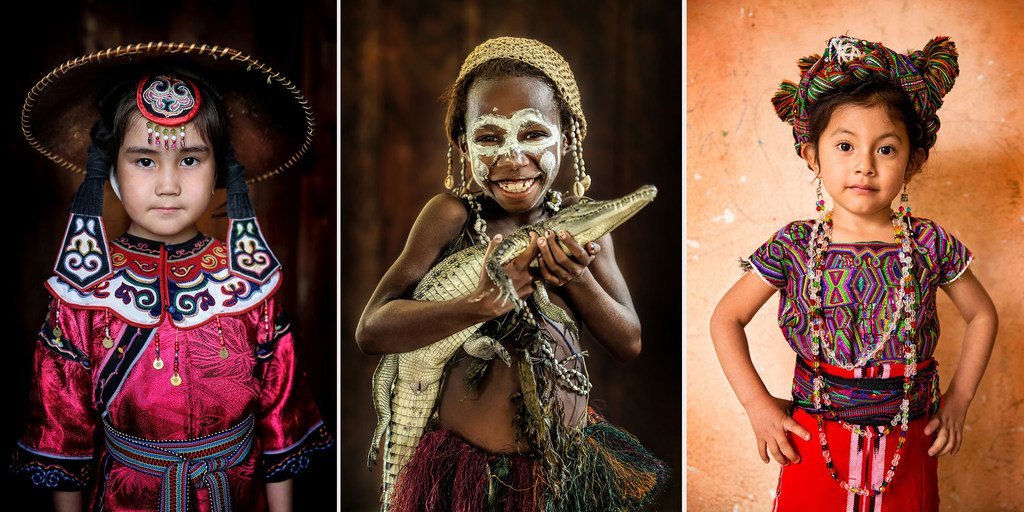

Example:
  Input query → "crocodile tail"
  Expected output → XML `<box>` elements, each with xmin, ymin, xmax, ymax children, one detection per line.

<box><xmin>367</xmin><ymin>354</ymin><xmax>398</xmax><ymax>469</ymax></box>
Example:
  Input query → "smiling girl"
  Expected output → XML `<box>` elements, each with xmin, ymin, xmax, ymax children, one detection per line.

<box><xmin>710</xmin><ymin>36</ymin><xmax>998</xmax><ymax>511</ymax></box>
<box><xmin>11</xmin><ymin>45</ymin><xmax>332</xmax><ymax>511</ymax></box>
<box><xmin>357</xmin><ymin>37</ymin><xmax>667</xmax><ymax>510</ymax></box>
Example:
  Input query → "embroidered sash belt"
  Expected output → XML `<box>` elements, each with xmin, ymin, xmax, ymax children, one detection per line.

<box><xmin>792</xmin><ymin>357</ymin><xmax>940</xmax><ymax>426</ymax></box>
<box><xmin>103</xmin><ymin>415</ymin><xmax>254</xmax><ymax>512</ymax></box>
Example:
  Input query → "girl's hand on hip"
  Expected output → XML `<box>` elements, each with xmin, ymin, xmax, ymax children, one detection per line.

<box><xmin>533</xmin><ymin>230</ymin><xmax>600</xmax><ymax>287</ymax></box>
<box><xmin>744</xmin><ymin>396</ymin><xmax>811</xmax><ymax>465</ymax></box>
<box><xmin>924</xmin><ymin>392</ymin><xmax>971</xmax><ymax>457</ymax></box>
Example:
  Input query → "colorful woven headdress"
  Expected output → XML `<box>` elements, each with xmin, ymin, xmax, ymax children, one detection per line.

<box><xmin>772</xmin><ymin>35</ymin><xmax>959</xmax><ymax>154</ymax></box>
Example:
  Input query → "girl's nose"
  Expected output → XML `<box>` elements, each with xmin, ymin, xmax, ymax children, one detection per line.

<box><xmin>498</xmin><ymin>146</ymin><xmax>529</xmax><ymax>169</ymax></box>
<box><xmin>155</xmin><ymin>167</ymin><xmax>181</xmax><ymax>196</ymax></box>
<box><xmin>855</xmin><ymin>153</ymin><xmax>876</xmax><ymax>176</ymax></box>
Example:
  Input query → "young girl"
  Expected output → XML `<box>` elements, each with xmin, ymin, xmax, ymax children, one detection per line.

<box><xmin>11</xmin><ymin>44</ymin><xmax>332</xmax><ymax>511</ymax></box>
<box><xmin>357</xmin><ymin>37</ymin><xmax>668</xmax><ymax>510</ymax></box>
<box><xmin>710</xmin><ymin>36</ymin><xmax>998</xmax><ymax>511</ymax></box>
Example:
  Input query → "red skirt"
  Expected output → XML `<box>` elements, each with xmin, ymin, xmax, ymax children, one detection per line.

<box><xmin>772</xmin><ymin>408</ymin><xmax>938</xmax><ymax>512</ymax></box>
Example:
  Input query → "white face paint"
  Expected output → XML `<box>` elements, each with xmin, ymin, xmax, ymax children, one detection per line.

<box><xmin>466</xmin><ymin>108</ymin><xmax>561</xmax><ymax>188</ymax></box>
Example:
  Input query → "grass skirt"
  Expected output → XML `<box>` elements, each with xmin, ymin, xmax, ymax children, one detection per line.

<box><xmin>389</xmin><ymin>409</ymin><xmax>668</xmax><ymax>511</ymax></box>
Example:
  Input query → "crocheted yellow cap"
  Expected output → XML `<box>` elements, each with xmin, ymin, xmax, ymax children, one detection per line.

<box><xmin>453</xmin><ymin>37</ymin><xmax>586</xmax><ymax>139</ymax></box>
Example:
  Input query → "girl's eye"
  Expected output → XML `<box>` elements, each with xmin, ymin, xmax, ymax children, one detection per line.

<box><xmin>837</xmin><ymin>142</ymin><xmax>853</xmax><ymax>152</ymax></box>
<box><xmin>182</xmin><ymin>156</ymin><xmax>199</xmax><ymax>166</ymax></box>
<box><xmin>475</xmin><ymin>134</ymin><xmax>500</xmax><ymax>144</ymax></box>
<box><xmin>136</xmin><ymin>158</ymin><xmax>155</xmax><ymax>168</ymax></box>
<box><xmin>523</xmin><ymin>130</ymin><xmax>549</xmax><ymax>141</ymax></box>
<box><xmin>878</xmin><ymin>146</ymin><xmax>895</xmax><ymax>156</ymax></box>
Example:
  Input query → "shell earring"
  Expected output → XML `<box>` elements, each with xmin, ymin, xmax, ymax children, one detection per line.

<box><xmin>571</xmin><ymin>117</ymin><xmax>590</xmax><ymax>198</ymax></box>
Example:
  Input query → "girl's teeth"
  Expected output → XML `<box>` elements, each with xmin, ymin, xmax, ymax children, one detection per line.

<box><xmin>498</xmin><ymin>178</ymin><xmax>534</xmax><ymax>193</ymax></box>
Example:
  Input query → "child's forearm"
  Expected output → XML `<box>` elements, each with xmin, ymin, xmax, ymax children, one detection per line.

<box><xmin>945</xmin><ymin>308</ymin><xmax>998</xmax><ymax>404</ymax></box>
<box><xmin>562</xmin><ymin>269</ymin><xmax>641</xmax><ymax>361</ymax></box>
<box><xmin>266</xmin><ymin>479</ymin><xmax>293</xmax><ymax>512</ymax></box>
<box><xmin>709</xmin><ymin>311</ymin><xmax>775</xmax><ymax>409</ymax></box>
<box><xmin>356</xmin><ymin>295</ymin><xmax>497</xmax><ymax>355</ymax></box>
<box><xmin>53</xmin><ymin>491</ymin><xmax>83</xmax><ymax>512</ymax></box>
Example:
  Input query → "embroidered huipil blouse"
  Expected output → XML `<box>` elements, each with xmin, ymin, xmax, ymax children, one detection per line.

<box><xmin>12</xmin><ymin>233</ymin><xmax>331</xmax><ymax>511</ymax></box>
<box><xmin>746</xmin><ymin>218</ymin><xmax>972</xmax><ymax>423</ymax></box>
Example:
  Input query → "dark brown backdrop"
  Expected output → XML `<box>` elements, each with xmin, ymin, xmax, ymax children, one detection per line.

<box><xmin>2</xmin><ymin>1</ymin><xmax>337</xmax><ymax>508</ymax></box>
<box><xmin>341</xmin><ymin>1</ymin><xmax>682</xmax><ymax>510</ymax></box>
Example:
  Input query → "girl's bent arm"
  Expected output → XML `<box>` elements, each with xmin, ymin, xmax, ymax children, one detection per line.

<box><xmin>710</xmin><ymin>272</ymin><xmax>810</xmax><ymax>465</ymax></box>
<box><xmin>356</xmin><ymin>194</ymin><xmax>537</xmax><ymax>355</ymax></box>
<box><xmin>924</xmin><ymin>269</ymin><xmax>998</xmax><ymax>456</ymax></box>
<box><xmin>559</xmin><ymin>233</ymin><xmax>643</xmax><ymax>362</ymax></box>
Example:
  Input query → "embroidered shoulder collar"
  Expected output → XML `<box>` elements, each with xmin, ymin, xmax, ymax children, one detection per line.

<box><xmin>112</xmin><ymin>232</ymin><xmax>213</xmax><ymax>260</ymax></box>
<box><xmin>47</xmin><ymin>233</ymin><xmax>281</xmax><ymax>328</ymax></box>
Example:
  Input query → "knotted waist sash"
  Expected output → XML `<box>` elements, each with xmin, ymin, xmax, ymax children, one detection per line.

<box><xmin>103</xmin><ymin>415</ymin><xmax>255</xmax><ymax>512</ymax></box>
<box><xmin>792</xmin><ymin>357</ymin><xmax>940</xmax><ymax>426</ymax></box>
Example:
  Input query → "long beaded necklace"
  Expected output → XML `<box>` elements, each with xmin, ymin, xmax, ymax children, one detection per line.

<box><xmin>806</xmin><ymin>209</ymin><xmax>919</xmax><ymax>496</ymax></box>
<box><xmin>462</xmin><ymin>192</ymin><xmax>592</xmax><ymax>396</ymax></box>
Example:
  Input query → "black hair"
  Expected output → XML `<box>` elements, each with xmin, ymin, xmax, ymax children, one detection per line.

<box><xmin>444</xmin><ymin>58</ymin><xmax>573</xmax><ymax>146</ymax></box>
<box><xmin>90</xmin><ymin>73</ymin><xmax>230</xmax><ymax>187</ymax></box>
<box><xmin>807</xmin><ymin>81</ymin><xmax>929</xmax><ymax>166</ymax></box>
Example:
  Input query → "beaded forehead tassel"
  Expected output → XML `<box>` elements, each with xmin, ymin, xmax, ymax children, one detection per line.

<box><xmin>136</xmin><ymin>74</ymin><xmax>202</xmax><ymax>149</ymax></box>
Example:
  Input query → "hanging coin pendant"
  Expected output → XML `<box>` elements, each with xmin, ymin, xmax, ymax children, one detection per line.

<box><xmin>219</xmin><ymin>346</ymin><xmax>229</xmax><ymax>359</ymax></box>
<box><xmin>170</xmin><ymin>373</ymin><xmax>182</xmax><ymax>386</ymax></box>
<box><xmin>52</xmin><ymin>326</ymin><xmax>62</xmax><ymax>339</ymax></box>
<box><xmin>153</xmin><ymin>358</ymin><xmax>164</xmax><ymax>370</ymax></box>
<box><xmin>102</xmin><ymin>337</ymin><xmax>115</xmax><ymax>349</ymax></box>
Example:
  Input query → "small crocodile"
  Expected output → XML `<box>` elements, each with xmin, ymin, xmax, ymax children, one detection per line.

<box><xmin>367</xmin><ymin>185</ymin><xmax>657</xmax><ymax>509</ymax></box>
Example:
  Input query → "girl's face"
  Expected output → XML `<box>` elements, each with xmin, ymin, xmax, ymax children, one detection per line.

<box><xmin>464</xmin><ymin>75</ymin><xmax>567</xmax><ymax>213</ymax></box>
<box><xmin>802</xmin><ymin>103</ymin><xmax>923</xmax><ymax>220</ymax></box>
<box><xmin>116</xmin><ymin>114</ymin><xmax>216</xmax><ymax>244</ymax></box>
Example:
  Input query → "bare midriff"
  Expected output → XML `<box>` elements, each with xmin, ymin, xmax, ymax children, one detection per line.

<box><xmin>437</xmin><ymin>290</ymin><xmax>587</xmax><ymax>454</ymax></box>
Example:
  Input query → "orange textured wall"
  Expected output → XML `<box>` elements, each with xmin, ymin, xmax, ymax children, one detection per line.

<box><xmin>686</xmin><ymin>1</ymin><xmax>1024</xmax><ymax>510</ymax></box>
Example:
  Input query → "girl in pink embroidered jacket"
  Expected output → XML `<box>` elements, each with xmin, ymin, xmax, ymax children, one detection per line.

<box><xmin>11</xmin><ymin>45</ymin><xmax>331</xmax><ymax>512</ymax></box>
<box><xmin>710</xmin><ymin>35</ymin><xmax>997</xmax><ymax>511</ymax></box>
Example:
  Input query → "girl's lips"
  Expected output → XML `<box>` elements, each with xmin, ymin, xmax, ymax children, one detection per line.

<box><xmin>846</xmin><ymin>185</ymin><xmax>878</xmax><ymax>194</ymax></box>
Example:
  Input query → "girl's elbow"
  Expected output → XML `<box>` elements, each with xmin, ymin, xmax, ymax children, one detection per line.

<box><xmin>354</xmin><ymin>320</ymin><xmax>384</xmax><ymax>355</ymax></box>
<box><xmin>614</xmin><ymin>327</ymin><xmax>642</xmax><ymax>362</ymax></box>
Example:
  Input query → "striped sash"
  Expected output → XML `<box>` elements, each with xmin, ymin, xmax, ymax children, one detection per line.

<box><xmin>103</xmin><ymin>415</ymin><xmax>255</xmax><ymax>512</ymax></box>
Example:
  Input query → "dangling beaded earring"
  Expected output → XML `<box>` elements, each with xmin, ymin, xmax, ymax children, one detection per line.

<box><xmin>814</xmin><ymin>173</ymin><xmax>826</xmax><ymax>215</ymax></box>
<box><xmin>898</xmin><ymin>182</ymin><xmax>911</xmax><ymax>218</ymax></box>
<box><xmin>571</xmin><ymin>117</ymin><xmax>591</xmax><ymax>198</ymax></box>
<box><xmin>444</xmin><ymin>143</ymin><xmax>456</xmax><ymax>191</ymax></box>
<box><xmin>458</xmin><ymin>141</ymin><xmax>470</xmax><ymax>195</ymax></box>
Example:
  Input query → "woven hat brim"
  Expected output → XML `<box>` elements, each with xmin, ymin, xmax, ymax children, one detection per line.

<box><xmin>23</xmin><ymin>42</ymin><xmax>314</xmax><ymax>183</ymax></box>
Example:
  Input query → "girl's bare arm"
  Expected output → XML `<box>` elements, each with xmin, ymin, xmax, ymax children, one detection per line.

<box><xmin>710</xmin><ymin>272</ymin><xmax>810</xmax><ymax>465</ymax></box>
<box><xmin>924</xmin><ymin>269</ymin><xmax>998</xmax><ymax>456</ymax></box>
<box><xmin>356</xmin><ymin>194</ymin><xmax>538</xmax><ymax>355</ymax></box>
<box><xmin>547</xmin><ymin>232</ymin><xmax>643</xmax><ymax>362</ymax></box>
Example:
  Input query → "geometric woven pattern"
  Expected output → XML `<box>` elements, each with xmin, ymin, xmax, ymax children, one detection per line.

<box><xmin>746</xmin><ymin>217</ymin><xmax>972</xmax><ymax>364</ymax></box>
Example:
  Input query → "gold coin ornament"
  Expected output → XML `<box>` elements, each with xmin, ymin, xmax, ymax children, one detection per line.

<box><xmin>170</xmin><ymin>373</ymin><xmax>182</xmax><ymax>386</ymax></box>
<box><xmin>52</xmin><ymin>326</ymin><xmax>62</xmax><ymax>338</ymax></box>
<box><xmin>153</xmin><ymin>358</ymin><xmax>164</xmax><ymax>370</ymax></box>
<box><xmin>219</xmin><ymin>347</ymin><xmax>230</xmax><ymax>359</ymax></box>
<box><xmin>102</xmin><ymin>336</ymin><xmax>115</xmax><ymax>349</ymax></box>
